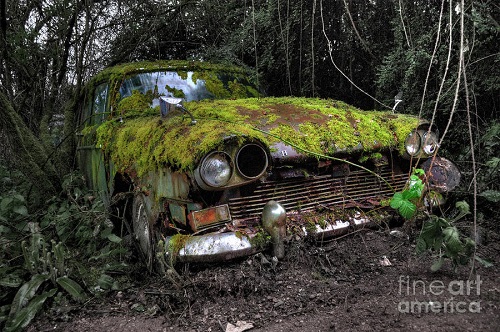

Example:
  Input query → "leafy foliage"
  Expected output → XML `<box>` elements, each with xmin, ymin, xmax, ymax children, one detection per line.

<box><xmin>416</xmin><ymin>201</ymin><xmax>477</xmax><ymax>271</ymax></box>
<box><xmin>390</xmin><ymin>168</ymin><xmax>425</xmax><ymax>219</ymax></box>
<box><xmin>0</xmin><ymin>170</ymin><xmax>129</xmax><ymax>331</ymax></box>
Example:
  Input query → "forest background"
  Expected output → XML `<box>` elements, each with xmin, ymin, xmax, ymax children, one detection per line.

<box><xmin>0</xmin><ymin>0</ymin><xmax>498</xmax><ymax>330</ymax></box>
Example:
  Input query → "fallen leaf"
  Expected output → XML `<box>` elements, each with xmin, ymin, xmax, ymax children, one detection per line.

<box><xmin>226</xmin><ymin>320</ymin><xmax>254</xmax><ymax>332</ymax></box>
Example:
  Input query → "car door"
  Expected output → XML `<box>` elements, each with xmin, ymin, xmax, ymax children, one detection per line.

<box><xmin>76</xmin><ymin>82</ymin><xmax>114</xmax><ymax>206</ymax></box>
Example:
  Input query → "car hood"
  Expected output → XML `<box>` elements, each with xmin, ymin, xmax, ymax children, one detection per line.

<box><xmin>94</xmin><ymin>97</ymin><xmax>419</xmax><ymax>175</ymax></box>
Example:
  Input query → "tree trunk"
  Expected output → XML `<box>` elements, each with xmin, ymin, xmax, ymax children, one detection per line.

<box><xmin>0</xmin><ymin>92</ymin><xmax>60</xmax><ymax>204</ymax></box>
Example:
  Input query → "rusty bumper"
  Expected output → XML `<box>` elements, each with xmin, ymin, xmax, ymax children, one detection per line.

<box><xmin>164</xmin><ymin>202</ymin><xmax>377</xmax><ymax>263</ymax></box>
<box><xmin>164</xmin><ymin>157</ymin><xmax>460</xmax><ymax>263</ymax></box>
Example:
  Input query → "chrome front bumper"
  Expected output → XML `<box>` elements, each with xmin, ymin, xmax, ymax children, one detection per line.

<box><xmin>164</xmin><ymin>202</ymin><xmax>377</xmax><ymax>263</ymax></box>
<box><xmin>165</xmin><ymin>232</ymin><xmax>259</xmax><ymax>263</ymax></box>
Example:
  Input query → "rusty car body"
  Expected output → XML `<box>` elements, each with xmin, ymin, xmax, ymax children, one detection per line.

<box><xmin>76</xmin><ymin>60</ymin><xmax>460</xmax><ymax>269</ymax></box>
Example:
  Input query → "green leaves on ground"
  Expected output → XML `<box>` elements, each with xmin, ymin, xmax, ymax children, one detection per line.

<box><xmin>0</xmin><ymin>171</ymin><xmax>127</xmax><ymax>331</ymax></box>
<box><xmin>416</xmin><ymin>201</ymin><xmax>490</xmax><ymax>271</ymax></box>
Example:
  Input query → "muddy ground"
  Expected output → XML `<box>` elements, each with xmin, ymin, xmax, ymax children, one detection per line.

<box><xmin>29</xmin><ymin>220</ymin><xmax>499</xmax><ymax>332</ymax></box>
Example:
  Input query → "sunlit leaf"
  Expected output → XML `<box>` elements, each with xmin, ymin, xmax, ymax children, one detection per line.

<box><xmin>390</xmin><ymin>192</ymin><xmax>403</xmax><ymax>209</ymax></box>
<box><xmin>398</xmin><ymin>200</ymin><xmax>416</xmax><ymax>219</ymax></box>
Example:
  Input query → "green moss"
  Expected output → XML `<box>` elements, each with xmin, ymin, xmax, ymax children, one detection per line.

<box><xmin>92</xmin><ymin>96</ymin><xmax>419</xmax><ymax>175</ymax></box>
<box><xmin>359</xmin><ymin>152</ymin><xmax>384</xmax><ymax>163</ymax></box>
<box><xmin>117</xmin><ymin>90</ymin><xmax>154</xmax><ymax>115</ymax></box>
<box><xmin>165</xmin><ymin>84</ymin><xmax>186</xmax><ymax>99</ymax></box>
<box><xmin>249</xmin><ymin>230</ymin><xmax>272</xmax><ymax>250</ymax></box>
<box><xmin>167</xmin><ymin>234</ymin><xmax>190</xmax><ymax>264</ymax></box>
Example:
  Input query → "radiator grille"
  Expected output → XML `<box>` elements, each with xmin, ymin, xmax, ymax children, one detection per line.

<box><xmin>228</xmin><ymin>166</ymin><xmax>408</xmax><ymax>220</ymax></box>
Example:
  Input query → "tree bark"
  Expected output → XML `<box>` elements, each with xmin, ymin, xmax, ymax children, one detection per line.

<box><xmin>0</xmin><ymin>92</ymin><xmax>60</xmax><ymax>203</ymax></box>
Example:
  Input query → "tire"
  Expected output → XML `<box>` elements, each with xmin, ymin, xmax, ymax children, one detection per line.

<box><xmin>132</xmin><ymin>194</ymin><xmax>156</xmax><ymax>272</ymax></box>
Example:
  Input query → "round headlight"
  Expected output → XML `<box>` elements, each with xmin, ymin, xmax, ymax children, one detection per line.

<box><xmin>199</xmin><ymin>152</ymin><xmax>233</xmax><ymax>187</ymax></box>
<box><xmin>422</xmin><ymin>132</ymin><xmax>439</xmax><ymax>155</ymax></box>
<box><xmin>236</xmin><ymin>144</ymin><xmax>268</xmax><ymax>179</ymax></box>
<box><xmin>405</xmin><ymin>131</ymin><xmax>421</xmax><ymax>156</ymax></box>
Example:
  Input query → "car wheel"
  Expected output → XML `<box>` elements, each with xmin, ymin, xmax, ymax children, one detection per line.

<box><xmin>132</xmin><ymin>194</ymin><xmax>156</xmax><ymax>272</ymax></box>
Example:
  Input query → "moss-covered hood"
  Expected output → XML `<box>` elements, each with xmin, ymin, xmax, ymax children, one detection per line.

<box><xmin>95</xmin><ymin>97</ymin><xmax>419</xmax><ymax>175</ymax></box>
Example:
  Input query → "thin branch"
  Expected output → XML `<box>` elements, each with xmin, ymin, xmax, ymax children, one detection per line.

<box><xmin>311</xmin><ymin>0</ymin><xmax>316</xmax><ymax>97</ymax></box>
<box><xmin>319</xmin><ymin>0</ymin><xmax>390</xmax><ymax>109</ymax></box>
<box><xmin>438</xmin><ymin>2</ymin><xmax>465</xmax><ymax>149</ymax></box>
<box><xmin>251</xmin><ymin>0</ymin><xmax>259</xmax><ymax>90</ymax></box>
<box><xmin>419</xmin><ymin>0</ymin><xmax>445</xmax><ymax>119</ymax></box>
<box><xmin>398</xmin><ymin>0</ymin><xmax>412</xmax><ymax>48</ymax></box>
<box><xmin>342</xmin><ymin>0</ymin><xmax>374</xmax><ymax>58</ymax></box>
<box><xmin>277</xmin><ymin>0</ymin><xmax>292</xmax><ymax>94</ymax></box>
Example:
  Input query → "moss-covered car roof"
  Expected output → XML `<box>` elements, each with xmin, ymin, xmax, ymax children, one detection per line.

<box><xmin>93</xmin><ymin>96</ymin><xmax>419</xmax><ymax>175</ymax></box>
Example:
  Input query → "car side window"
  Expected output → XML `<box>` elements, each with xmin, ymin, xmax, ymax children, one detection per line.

<box><xmin>92</xmin><ymin>83</ymin><xmax>109</xmax><ymax>124</ymax></box>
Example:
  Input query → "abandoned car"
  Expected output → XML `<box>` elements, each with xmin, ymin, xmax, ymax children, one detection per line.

<box><xmin>76</xmin><ymin>60</ymin><xmax>460</xmax><ymax>269</ymax></box>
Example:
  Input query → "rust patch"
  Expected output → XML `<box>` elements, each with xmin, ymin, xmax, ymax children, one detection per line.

<box><xmin>236</xmin><ymin>103</ymin><xmax>330</xmax><ymax>130</ymax></box>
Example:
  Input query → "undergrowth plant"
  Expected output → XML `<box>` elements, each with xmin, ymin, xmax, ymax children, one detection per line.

<box><xmin>390</xmin><ymin>168</ymin><xmax>425</xmax><ymax>219</ymax></box>
<box><xmin>416</xmin><ymin>201</ymin><xmax>476</xmax><ymax>271</ymax></box>
<box><xmin>389</xmin><ymin>168</ymin><xmax>491</xmax><ymax>272</ymax></box>
<box><xmin>0</xmin><ymin>168</ymin><xmax>129</xmax><ymax>331</ymax></box>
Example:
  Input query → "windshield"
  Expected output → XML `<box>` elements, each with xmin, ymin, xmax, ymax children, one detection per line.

<box><xmin>119</xmin><ymin>70</ymin><xmax>258</xmax><ymax>107</ymax></box>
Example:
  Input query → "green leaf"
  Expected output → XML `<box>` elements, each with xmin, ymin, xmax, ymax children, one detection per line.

<box><xmin>485</xmin><ymin>157</ymin><xmax>500</xmax><ymax>169</ymax></box>
<box><xmin>0</xmin><ymin>225</ymin><xmax>11</xmax><ymax>234</ymax></box>
<box><xmin>0</xmin><ymin>304</ymin><xmax>10</xmax><ymax>323</ymax></box>
<box><xmin>430</xmin><ymin>257</ymin><xmax>444</xmax><ymax>272</ymax></box>
<box><xmin>97</xmin><ymin>274</ymin><xmax>115</xmax><ymax>290</ymax></box>
<box><xmin>404</xmin><ymin>187</ymin><xmax>422</xmax><ymax>200</ymax></box>
<box><xmin>479</xmin><ymin>190</ymin><xmax>500</xmax><ymax>203</ymax></box>
<box><xmin>4</xmin><ymin>288</ymin><xmax>56</xmax><ymax>332</ymax></box>
<box><xmin>56</xmin><ymin>276</ymin><xmax>87</xmax><ymax>302</ymax></box>
<box><xmin>8</xmin><ymin>274</ymin><xmax>49</xmax><ymax>318</ymax></box>
<box><xmin>413</xmin><ymin>168</ymin><xmax>425</xmax><ymax>176</ymax></box>
<box><xmin>1</xmin><ymin>197</ymin><xmax>13</xmax><ymax>212</ymax></box>
<box><xmin>455</xmin><ymin>201</ymin><xmax>470</xmax><ymax>214</ymax></box>
<box><xmin>443</xmin><ymin>226</ymin><xmax>463</xmax><ymax>254</ymax></box>
<box><xmin>398</xmin><ymin>200</ymin><xmax>417</xmax><ymax>219</ymax></box>
<box><xmin>0</xmin><ymin>274</ymin><xmax>23</xmax><ymax>288</ymax></box>
<box><xmin>107</xmin><ymin>234</ymin><xmax>122</xmax><ymax>243</ymax></box>
<box><xmin>474</xmin><ymin>255</ymin><xmax>493</xmax><ymax>268</ymax></box>
<box><xmin>13</xmin><ymin>194</ymin><xmax>25</xmax><ymax>203</ymax></box>
<box><xmin>12</xmin><ymin>205</ymin><xmax>28</xmax><ymax>216</ymax></box>
<box><xmin>390</xmin><ymin>192</ymin><xmax>403</xmax><ymax>209</ymax></box>
<box><xmin>415</xmin><ymin>237</ymin><xmax>427</xmax><ymax>254</ymax></box>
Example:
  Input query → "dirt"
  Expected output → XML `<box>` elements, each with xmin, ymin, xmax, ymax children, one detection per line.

<box><xmin>28</xmin><ymin>222</ymin><xmax>499</xmax><ymax>332</ymax></box>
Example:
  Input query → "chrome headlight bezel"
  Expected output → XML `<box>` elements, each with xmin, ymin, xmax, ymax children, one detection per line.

<box><xmin>405</xmin><ymin>131</ymin><xmax>421</xmax><ymax>156</ymax></box>
<box><xmin>198</xmin><ymin>151</ymin><xmax>233</xmax><ymax>188</ymax></box>
<box><xmin>422</xmin><ymin>131</ymin><xmax>439</xmax><ymax>156</ymax></box>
